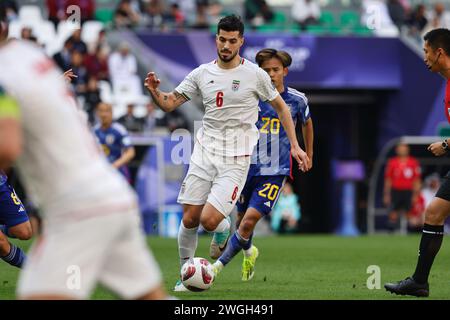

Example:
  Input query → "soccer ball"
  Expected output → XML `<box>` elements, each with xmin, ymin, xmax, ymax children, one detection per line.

<box><xmin>180</xmin><ymin>257</ymin><xmax>215</xmax><ymax>291</ymax></box>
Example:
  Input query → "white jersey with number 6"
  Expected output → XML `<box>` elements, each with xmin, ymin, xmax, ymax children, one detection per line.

<box><xmin>175</xmin><ymin>58</ymin><xmax>279</xmax><ymax>157</ymax></box>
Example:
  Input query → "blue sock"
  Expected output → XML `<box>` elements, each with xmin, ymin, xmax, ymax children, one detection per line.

<box><xmin>242</xmin><ymin>233</ymin><xmax>253</xmax><ymax>251</ymax></box>
<box><xmin>218</xmin><ymin>231</ymin><xmax>250</xmax><ymax>266</ymax></box>
<box><xmin>1</xmin><ymin>243</ymin><xmax>26</xmax><ymax>268</ymax></box>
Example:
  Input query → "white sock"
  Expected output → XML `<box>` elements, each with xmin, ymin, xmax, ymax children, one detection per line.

<box><xmin>213</xmin><ymin>260</ymin><xmax>224</xmax><ymax>271</ymax></box>
<box><xmin>244</xmin><ymin>247</ymin><xmax>253</xmax><ymax>257</ymax></box>
<box><xmin>178</xmin><ymin>221</ymin><xmax>198</xmax><ymax>267</ymax></box>
<box><xmin>212</xmin><ymin>217</ymin><xmax>230</xmax><ymax>233</ymax></box>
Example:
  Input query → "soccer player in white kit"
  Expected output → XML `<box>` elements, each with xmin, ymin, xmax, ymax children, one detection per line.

<box><xmin>144</xmin><ymin>15</ymin><xmax>310</xmax><ymax>291</ymax></box>
<box><xmin>0</xmin><ymin>19</ymin><xmax>166</xmax><ymax>300</ymax></box>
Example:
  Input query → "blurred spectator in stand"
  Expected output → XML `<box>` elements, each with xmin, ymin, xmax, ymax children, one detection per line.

<box><xmin>68</xmin><ymin>29</ymin><xmax>87</xmax><ymax>55</ymax></box>
<box><xmin>46</xmin><ymin>0</ymin><xmax>66</xmax><ymax>29</ymax></box>
<box><xmin>159</xmin><ymin>108</ymin><xmax>189</xmax><ymax>132</ymax></box>
<box><xmin>0</xmin><ymin>0</ymin><xmax>18</xmax><ymax>22</ymax></box>
<box><xmin>383</xmin><ymin>143</ymin><xmax>421</xmax><ymax>232</ymax></box>
<box><xmin>173</xmin><ymin>0</ymin><xmax>196</xmax><ymax>26</ymax></box>
<box><xmin>84</xmin><ymin>45</ymin><xmax>110</xmax><ymax>82</ymax></box>
<box><xmin>143</xmin><ymin>102</ymin><xmax>157</xmax><ymax>133</ymax></box>
<box><xmin>108</xmin><ymin>41</ymin><xmax>142</xmax><ymax>96</ymax></box>
<box><xmin>65</xmin><ymin>0</ymin><xmax>95</xmax><ymax>24</ymax></box>
<box><xmin>20</xmin><ymin>27</ymin><xmax>39</xmax><ymax>44</ymax></box>
<box><xmin>83</xmin><ymin>76</ymin><xmax>102</xmax><ymax>125</ymax></box>
<box><xmin>118</xmin><ymin>103</ymin><xmax>145</xmax><ymax>132</ymax></box>
<box><xmin>20</xmin><ymin>27</ymin><xmax>34</xmax><ymax>40</ymax></box>
<box><xmin>114</xmin><ymin>0</ymin><xmax>141</xmax><ymax>29</ymax></box>
<box><xmin>207</xmin><ymin>0</ymin><xmax>223</xmax><ymax>25</ymax></box>
<box><xmin>398</xmin><ymin>0</ymin><xmax>411</xmax><ymax>13</ymax></box>
<box><xmin>406</xmin><ymin>4</ymin><xmax>428</xmax><ymax>43</ymax></box>
<box><xmin>94</xmin><ymin>102</ymin><xmax>136</xmax><ymax>183</ymax></box>
<box><xmin>191</xmin><ymin>0</ymin><xmax>223</xmax><ymax>28</ymax></box>
<box><xmin>425</xmin><ymin>2</ymin><xmax>450</xmax><ymax>31</ymax></box>
<box><xmin>164</xmin><ymin>3</ymin><xmax>185</xmax><ymax>31</ymax></box>
<box><xmin>143</xmin><ymin>0</ymin><xmax>165</xmax><ymax>30</ymax></box>
<box><xmin>292</xmin><ymin>0</ymin><xmax>321</xmax><ymax>31</ymax></box>
<box><xmin>244</xmin><ymin>0</ymin><xmax>274</xmax><ymax>28</ymax></box>
<box><xmin>53</xmin><ymin>38</ymin><xmax>74</xmax><ymax>72</ymax></box>
<box><xmin>69</xmin><ymin>49</ymin><xmax>89</xmax><ymax>96</ymax></box>
<box><xmin>387</xmin><ymin>0</ymin><xmax>406</xmax><ymax>31</ymax></box>
<box><xmin>192</xmin><ymin>1</ymin><xmax>209</xmax><ymax>29</ymax></box>
<box><xmin>97</xmin><ymin>29</ymin><xmax>111</xmax><ymax>54</ymax></box>
<box><xmin>271</xmin><ymin>182</ymin><xmax>301</xmax><ymax>234</ymax></box>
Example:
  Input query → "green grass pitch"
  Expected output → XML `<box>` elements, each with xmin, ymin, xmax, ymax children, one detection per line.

<box><xmin>1</xmin><ymin>235</ymin><xmax>449</xmax><ymax>299</ymax></box>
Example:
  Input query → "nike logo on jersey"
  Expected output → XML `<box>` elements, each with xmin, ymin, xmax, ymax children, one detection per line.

<box><xmin>207</xmin><ymin>80</ymin><xmax>214</xmax><ymax>84</ymax></box>
<box><xmin>264</xmin><ymin>201</ymin><xmax>271</xmax><ymax>207</ymax></box>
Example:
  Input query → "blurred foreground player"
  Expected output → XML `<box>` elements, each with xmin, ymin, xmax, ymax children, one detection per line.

<box><xmin>0</xmin><ymin>19</ymin><xmax>167</xmax><ymax>299</ymax></box>
<box><xmin>385</xmin><ymin>28</ymin><xmax>450</xmax><ymax>297</ymax></box>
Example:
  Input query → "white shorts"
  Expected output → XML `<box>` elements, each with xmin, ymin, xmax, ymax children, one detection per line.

<box><xmin>177</xmin><ymin>142</ymin><xmax>251</xmax><ymax>217</ymax></box>
<box><xmin>17</xmin><ymin>209</ymin><xmax>162</xmax><ymax>300</ymax></box>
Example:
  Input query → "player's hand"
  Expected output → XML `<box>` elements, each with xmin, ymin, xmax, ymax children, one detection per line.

<box><xmin>291</xmin><ymin>145</ymin><xmax>310</xmax><ymax>172</ymax></box>
<box><xmin>306</xmin><ymin>154</ymin><xmax>313</xmax><ymax>170</ymax></box>
<box><xmin>63</xmin><ymin>69</ymin><xmax>77</xmax><ymax>83</ymax></box>
<box><xmin>144</xmin><ymin>72</ymin><xmax>161</xmax><ymax>91</ymax></box>
<box><xmin>427</xmin><ymin>141</ymin><xmax>447</xmax><ymax>157</ymax></box>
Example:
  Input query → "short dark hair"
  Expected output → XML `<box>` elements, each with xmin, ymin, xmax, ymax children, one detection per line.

<box><xmin>255</xmin><ymin>48</ymin><xmax>292</xmax><ymax>68</ymax></box>
<box><xmin>424</xmin><ymin>28</ymin><xmax>450</xmax><ymax>55</ymax></box>
<box><xmin>217</xmin><ymin>15</ymin><xmax>244</xmax><ymax>36</ymax></box>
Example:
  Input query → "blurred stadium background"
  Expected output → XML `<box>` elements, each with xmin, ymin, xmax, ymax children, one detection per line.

<box><xmin>4</xmin><ymin>0</ymin><xmax>450</xmax><ymax>235</ymax></box>
<box><xmin>2</xmin><ymin>0</ymin><xmax>450</xmax><ymax>298</ymax></box>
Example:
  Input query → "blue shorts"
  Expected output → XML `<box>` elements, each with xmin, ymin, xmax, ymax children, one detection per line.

<box><xmin>236</xmin><ymin>175</ymin><xmax>287</xmax><ymax>216</ymax></box>
<box><xmin>0</xmin><ymin>183</ymin><xmax>29</xmax><ymax>228</ymax></box>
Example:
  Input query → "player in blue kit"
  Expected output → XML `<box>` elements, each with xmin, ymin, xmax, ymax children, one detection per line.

<box><xmin>212</xmin><ymin>49</ymin><xmax>314</xmax><ymax>281</ymax></box>
<box><xmin>0</xmin><ymin>169</ymin><xmax>31</xmax><ymax>268</ymax></box>
<box><xmin>94</xmin><ymin>102</ymin><xmax>136</xmax><ymax>182</ymax></box>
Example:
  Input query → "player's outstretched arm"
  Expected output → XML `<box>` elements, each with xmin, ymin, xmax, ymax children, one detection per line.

<box><xmin>144</xmin><ymin>72</ymin><xmax>187</xmax><ymax>112</ymax></box>
<box><xmin>112</xmin><ymin>146</ymin><xmax>136</xmax><ymax>169</ymax></box>
<box><xmin>302</xmin><ymin>118</ymin><xmax>314</xmax><ymax>170</ymax></box>
<box><xmin>269</xmin><ymin>95</ymin><xmax>310</xmax><ymax>172</ymax></box>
